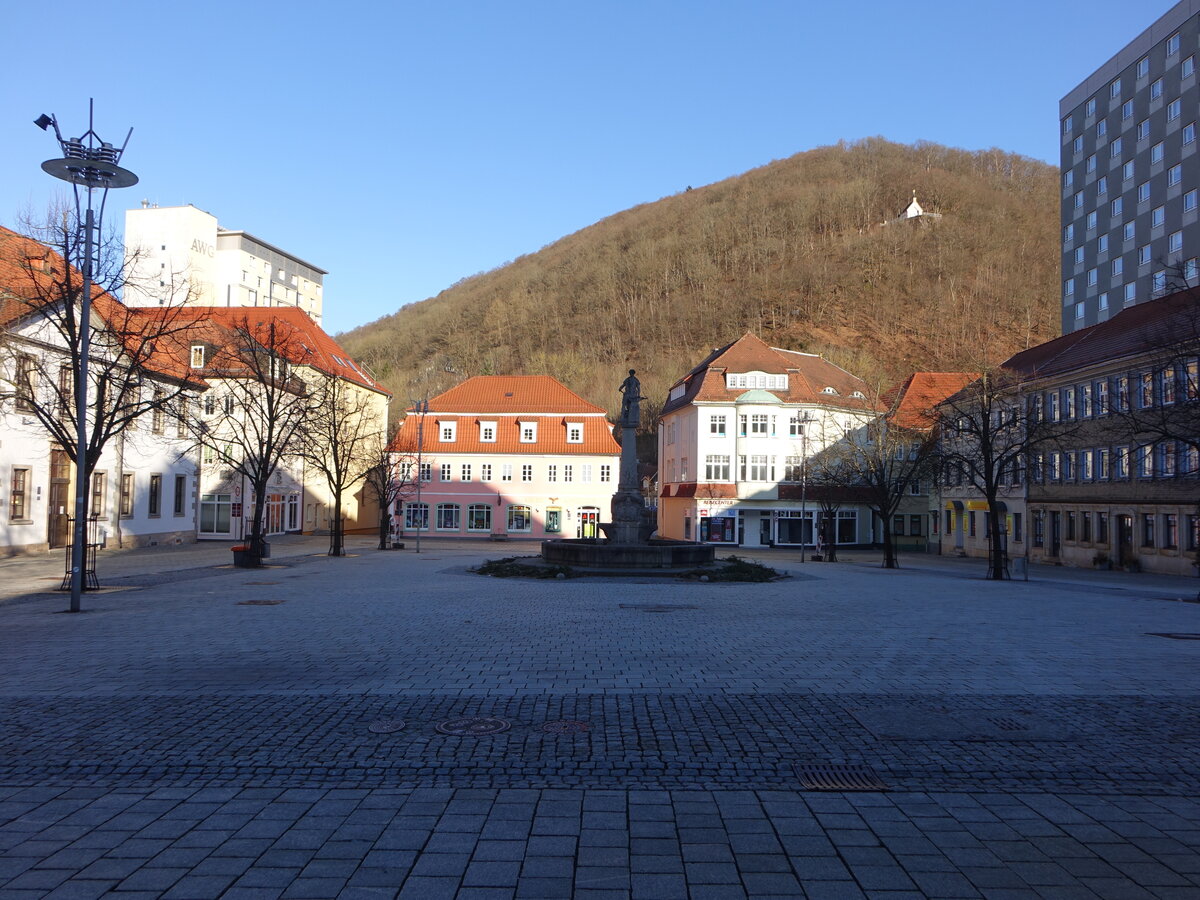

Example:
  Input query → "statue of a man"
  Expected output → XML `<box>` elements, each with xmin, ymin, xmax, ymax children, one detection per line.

<box><xmin>619</xmin><ymin>369</ymin><xmax>641</xmax><ymax>427</ymax></box>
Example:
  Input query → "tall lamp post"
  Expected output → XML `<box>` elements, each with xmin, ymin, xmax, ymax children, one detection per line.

<box><xmin>412</xmin><ymin>399</ymin><xmax>428</xmax><ymax>553</ymax></box>
<box><xmin>798</xmin><ymin>412</ymin><xmax>815</xmax><ymax>563</ymax></box>
<box><xmin>36</xmin><ymin>102</ymin><xmax>137</xmax><ymax>613</ymax></box>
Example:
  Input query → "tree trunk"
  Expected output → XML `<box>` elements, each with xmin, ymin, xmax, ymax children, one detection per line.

<box><xmin>243</xmin><ymin>479</ymin><xmax>268</xmax><ymax>567</ymax></box>
<box><xmin>987</xmin><ymin>508</ymin><xmax>1006</xmax><ymax>580</ymax></box>
<box><xmin>378</xmin><ymin>507</ymin><xmax>389</xmax><ymax>550</ymax></box>
<box><xmin>330</xmin><ymin>495</ymin><xmax>344</xmax><ymax>556</ymax></box>
<box><xmin>880</xmin><ymin>513</ymin><xmax>898</xmax><ymax>568</ymax></box>
<box><xmin>823</xmin><ymin>513</ymin><xmax>838</xmax><ymax>562</ymax></box>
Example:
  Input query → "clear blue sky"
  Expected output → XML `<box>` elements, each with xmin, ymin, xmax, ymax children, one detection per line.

<box><xmin>0</xmin><ymin>0</ymin><xmax>1164</xmax><ymax>335</ymax></box>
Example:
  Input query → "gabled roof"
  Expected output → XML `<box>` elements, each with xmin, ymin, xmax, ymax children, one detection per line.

<box><xmin>417</xmin><ymin>375</ymin><xmax>608</xmax><ymax>415</ymax></box>
<box><xmin>388</xmin><ymin>413</ymin><xmax>619</xmax><ymax>456</ymax></box>
<box><xmin>1</xmin><ymin>225</ymin><xmax>203</xmax><ymax>388</ymax></box>
<box><xmin>138</xmin><ymin>306</ymin><xmax>388</xmax><ymax>395</ymax></box>
<box><xmin>1001</xmin><ymin>289</ymin><xmax>1200</xmax><ymax>379</ymax></box>
<box><xmin>885</xmin><ymin>372</ymin><xmax>978</xmax><ymax>429</ymax></box>
<box><xmin>662</xmin><ymin>333</ymin><xmax>874</xmax><ymax>415</ymax></box>
<box><xmin>387</xmin><ymin>375</ymin><xmax>619</xmax><ymax>455</ymax></box>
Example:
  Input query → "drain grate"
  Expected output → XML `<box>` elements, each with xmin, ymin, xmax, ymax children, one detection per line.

<box><xmin>988</xmin><ymin>716</ymin><xmax>1028</xmax><ymax>732</ymax></box>
<box><xmin>436</xmin><ymin>717</ymin><xmax>511</xmax><ymax>736</ymax></box>
<box><xmin>795</xmin><ymin>763</ymin><xmax>889</xmax><ymax>792</ymax></box>
<box><xmin>619</xmin><ymin>604</ymin><xmax>698</xmax><ymax>613</ymax></box>
<box><xmin>542</xmin><ymin>720</ymin><xmax>590</xmax><ymax>734</ymax></box>
<box><xmin>367</xmin><ymin>718</ymin><xmax>406</xmax><ymax>734</ymax></box>
<box><xmin>238</xmin><ymin>599</ymin><xmax>284</xmax><ymax>605</ymax></box>
<box><xmin>1147</xmin><ymin>632</ymin><xmax>1200</xmax><ymax>640</ymax></box>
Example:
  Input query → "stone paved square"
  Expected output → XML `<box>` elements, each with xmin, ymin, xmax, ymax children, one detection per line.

<box><xmin>0</xmin><ymin>535</ymin><xmax>1199</xmax><ymax>898</ymax></box>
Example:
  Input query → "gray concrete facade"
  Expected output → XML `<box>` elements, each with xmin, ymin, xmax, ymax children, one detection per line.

<box><xmin>1060</xmin><ymin>0</ymin><xmax>1200</xmax><ymax>331</ymax></box>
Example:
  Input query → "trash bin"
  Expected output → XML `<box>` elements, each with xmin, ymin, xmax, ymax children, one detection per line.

<box><xmin>1010</xmin><ymin>557</ymin><xmax>1027</xmax><ymax>580</ymax></box>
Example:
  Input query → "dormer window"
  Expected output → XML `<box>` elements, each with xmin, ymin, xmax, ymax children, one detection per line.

<box><xmin>726</xmin><ymin>372</ymin><xmax>788</xmax><ymax>390</ymax></box>
<box><xmin>479</xmin><ymin>421</ymin><xmax>496</xmax><ymax>442</ymax></box>
<box><xmin>851</xmin><ymin>390</ymin><xmax>865</xmax><ymax>399</ymax></box>
<box><xmin>566</xmin><ymin>422</ymin><xmax>584</xmax><ymax>443</ymax></box>
<box><xmin>190</xmin><ymin>344</ymin><xmax>205</xmax><ymax>368</ymax></box>
<box><xmin>822</xmin><ymin>386</ymin><xmax>839</xmax><ymax>395</ymax></box>
<box><xmin>520</xmin><ymin>421</ymin><xmax>537</xmax><ymax>443</ymax></box>
<box><xmin>439</xmin><ymin>421</ymin><xmax>456</xmax><ymax>442</ymax></box>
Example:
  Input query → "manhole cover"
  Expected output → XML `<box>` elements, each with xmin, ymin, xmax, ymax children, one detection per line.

<box><xmin>238</xmin><ymin>599</ymin><xmax>284</xmax><ymax>605</ymax></box>
<box><xmin>1147</xmin><ymin>632</ymin><xmax>1200</xmax><ymax>640</ymax></box>
<box><xmin>795</xmin><ymin>763</ymin><xmax>889</xmax><ymax>792</ymax></box>
<box><xmin>619</xmin><ymin>604</ymin><xmax>698</xmax><ymax>613</ymax></box>
<box><xmin>436</xmin><ymin>717</ymin><xmax>511</xmax><ymax>736</ymax></box>
<box><xmin>542</xmin><ymin>720</ymin><xmax>590</xmax><ymax>734</ymax></box>
<box><xmin>367</xmin><ymin>718</ymin><xmax>406</xmax><ymax>734</ymax></box>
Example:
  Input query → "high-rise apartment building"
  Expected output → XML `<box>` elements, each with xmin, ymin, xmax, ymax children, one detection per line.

<box><xmin>1060</xmin><ymin>0</ymin><xmax>1200</xmax><ymax>333</ymax></box>
<box><xmin>122</xmin><ymin>204</ymin><xmax>326</xmax><ymax>324</ymax></box>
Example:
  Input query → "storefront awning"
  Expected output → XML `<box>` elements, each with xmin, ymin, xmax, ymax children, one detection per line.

<box><xmin>944</xmin><ymin>500</ymin><xmax>964</xmax><ymax>511</ymax></box>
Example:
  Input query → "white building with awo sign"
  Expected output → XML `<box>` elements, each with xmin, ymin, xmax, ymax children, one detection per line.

<box><xmin>657</xmin><ymin>333</ymin><xmax>879</xmax><ymax>549</ymax></box>
<box><xmin>122</xmin><ymin>204</ymin><xmax>327</xmax><ymax>325</ymax></box>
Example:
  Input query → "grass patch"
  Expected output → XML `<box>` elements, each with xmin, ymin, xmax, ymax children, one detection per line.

<box><xmin>684</xmin><ymin>555</ymin><xmax>781</xmax><ymax>582</ymax></box>
<box><xmin>474</xmin><ymin>557</ymin><xmax>575</xmax><ymax>579</ymax></box>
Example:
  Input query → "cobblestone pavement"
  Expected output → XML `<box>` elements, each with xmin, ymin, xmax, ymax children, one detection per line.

<box><xmin>0</xmin><ymin>542</ymin><xmax>1198</xmax><ymax>898</ymax></box>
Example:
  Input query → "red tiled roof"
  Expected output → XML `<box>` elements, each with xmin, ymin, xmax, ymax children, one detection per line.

<box><xmin>662</xmin><ymin>333</ymin><xmax>875</xmax><ymax>415</ymax></box>
<box><xmin>885</xmin><ymin>372</ymin><xmax>978</xmax><ymax>429</ymax></box>
<box><xmin>388</xmin><ymin>376</ymin><xmax>619</xmax><ymax>455</ymax></box>
<box><xmin>1002</xmin><ymin>290</ymin><xmax>1200</xmax><ymax>379</ymax></box>
<box><xmin>418</xmin><ymin>375</ymin><xmax>609</xmax><ymax>415</ymax></box>
<box><xmin>1</xmin><ymin>226</ymin><xmax>203</xmax><ymax>387</ymax></box>
<box><xmin>388</xmin><ymin>414</ymin><xmax>619</xmax><ymax>455</ymax></box>
<box><xmin>138</xmin><ymin>306</ymin><xmax>388</xmax><ymax>395</ymax></box>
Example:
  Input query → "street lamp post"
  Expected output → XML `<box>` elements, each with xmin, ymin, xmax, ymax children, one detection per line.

<box><xmin>36</xmin><ymin>103</ymin><xmax>137</xmax><ymax>613</ymax></box>
<box><xmin>798</xmin><ymin>412</ymin><xmax>815</xmax><ymax>563</ymax></box>
<box><xmin>412</xmin><ymin>399</ymin><xmax>428</xmax><ymax>553</ymax></box>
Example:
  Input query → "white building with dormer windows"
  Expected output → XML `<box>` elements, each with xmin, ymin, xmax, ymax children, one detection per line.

<box><xmin>657</xmin><ymin>333</ymin><xmax>879</xmax><ymax>548</ymax></box>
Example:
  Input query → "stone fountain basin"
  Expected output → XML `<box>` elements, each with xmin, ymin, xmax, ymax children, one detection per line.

<box><xmin>540</xmin><ymin>538</ymin><xmax>715</xmax><ymax>569</ymax></box>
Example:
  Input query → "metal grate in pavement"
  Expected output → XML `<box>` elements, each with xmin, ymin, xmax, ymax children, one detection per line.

<box><xmin>238</xmin><ymin>599</ymin><xmax>285</xmax><ymax>605</ymax></box>
<box><xmin>542</xmin><ymin>720</ymin><xmax>590</xmax><ymax>734</ymax></box>
<box><xmin>1147</xmin><ymin>633</ymin><xmax>1200</xmax><ymax>640</ymax></box>
<box><xmin>436</xmin><ymin>717</ymin><xmax>511</xmax><ymax>736</ymax></box>
<box><xmin>988</xmin><ymin>716</ymin><xmax>1028</xmax><ymax>731</ymax></box>
<box><xmin>367</xmin><ymin>719</ymin><xmax>406</xmax><ymax>734</ymax></box>
<box><xmin>795</xmin><ymin>763</ymin><xmax>889</xmax><ymax>791</ymax></box>
<box><xmin>619</xmin><ymin>604</ymin><xmax>698</xmax><ymax>613</ymax></box>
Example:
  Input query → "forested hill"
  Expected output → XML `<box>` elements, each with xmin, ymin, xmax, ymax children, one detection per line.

<box><xmin>338</xmin><ymin>138</ymin><xmax>1060</xmax><ymax>422</ymax></box>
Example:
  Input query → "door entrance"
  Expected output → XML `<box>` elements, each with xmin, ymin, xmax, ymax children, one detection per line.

<box><xmin>266</xmin><ymin>494</ymin><xmax>285</xmax><ymax>535</ymax></box>
<box><xmin>759</xmin><ymin>515</ymin><xmax>772</xmax><ymax>546</ymax></box>
<box><xmin>1118</xmin><ymin>514</ymin><xmax>1134</xmax><ymax>566</ymax></box>
<box><xmin>1050</xmin><ymin>511</ymin><xmax>1062</xmax><ymax>557</ymax></box>
<box><xmin>577</xmin><ymin>507</ymin><xmax>599</xmax><ymax>538</ymax></box>
<box><xmin>48</xmin><ymin>449</ymin><xmax>71</xmax><ymax>549</ymax></box>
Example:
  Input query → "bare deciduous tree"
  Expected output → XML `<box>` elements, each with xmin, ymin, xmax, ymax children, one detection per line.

<box><xmin>936</xmin><ymin>369</ymin><xmax>1076</xmax><ymax>580</ymax></box>
<box><xmin>184</xmin><ymin>316</ymin><xmax>313</xmax><ymax>566</ymax></box>
<box><xmin>0</xmin><ymin>219</ymin><xmax>199</xmax><ymax>483</ymax></box>
<box><xmin>297</xmin><ymin>372</ymin><xmax>387</xmax><ymax>556</ymax></box>
<box><xmin>364</xmin><ymin>445</ymin><xmax>418</xmax><ymax>550</ymax></box>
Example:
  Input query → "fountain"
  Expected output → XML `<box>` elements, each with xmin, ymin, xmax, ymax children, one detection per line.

<box><xmin>540</xmin><ymin>370</ymin><xmax>715</xmax><ymax>570</ymax></box>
